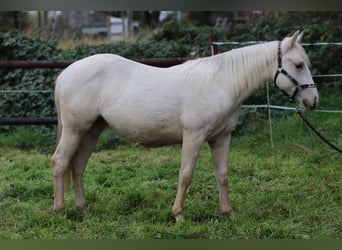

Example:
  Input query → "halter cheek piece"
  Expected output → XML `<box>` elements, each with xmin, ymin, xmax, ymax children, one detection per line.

<box><xmin>273</xmin><ymin>41</ymin><xmax>316</xmax><ymax>103</ymax></box>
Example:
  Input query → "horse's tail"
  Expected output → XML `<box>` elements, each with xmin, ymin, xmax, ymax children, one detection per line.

<box><xmin>54</xmin><ymin>76</ymin><xmax>71</xmax><ymax>192</ymax></box>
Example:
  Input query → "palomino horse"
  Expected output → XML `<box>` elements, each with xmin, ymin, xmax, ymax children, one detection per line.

<box><xmin>52</xmin><ymin>31</ymin><xmax>318</xmax><ymax>222</ymax></box>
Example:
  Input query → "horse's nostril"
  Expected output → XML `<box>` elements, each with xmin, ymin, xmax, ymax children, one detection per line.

<box><xmin>313</xmin><ymin>96</ymin><xmax>318</xmax><ymax>109</ymax></box>
<box><xmin>303</xmin><ymin>98</ymin><xmax>317</xmax><ymax>111</ymax></box>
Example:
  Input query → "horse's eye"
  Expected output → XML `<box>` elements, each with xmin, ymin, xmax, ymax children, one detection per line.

<box><xmin>295</xmin><ymin>62</ymin><xmax>304</xmax><ymax>70</ymax></box>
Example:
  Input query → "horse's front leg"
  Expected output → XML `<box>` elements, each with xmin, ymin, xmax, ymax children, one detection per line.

<box><xmin>172</xmin><ymin>129</ymin><xmax>206</xmax><ymax>222</ymax></box>
<box><xmin>209</xmin><ymin>134</ymin><xmax>234</xmax><ymax>219</ymax></box>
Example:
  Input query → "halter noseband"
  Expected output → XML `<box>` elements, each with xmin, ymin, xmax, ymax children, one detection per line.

<box><xmin>273</xmin><ymin>41</ymin><xmax>316</xmax><ymax>103</ymax></box>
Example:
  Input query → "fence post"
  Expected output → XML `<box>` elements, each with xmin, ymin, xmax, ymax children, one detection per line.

<box><xmin>209</xmin><ymin>33</ymin><xmax>218</xmax><ymax>55</ymax></box>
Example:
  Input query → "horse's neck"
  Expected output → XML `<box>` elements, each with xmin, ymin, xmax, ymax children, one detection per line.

<box><xmin>217</xmin><ymin>41</ymin><xmax>278</xmax><ymax>103</ymax></box>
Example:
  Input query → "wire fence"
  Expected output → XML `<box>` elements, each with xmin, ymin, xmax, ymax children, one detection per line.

<box><xmin>212</xmin><ymin>41</ymin><xmax>342</xmax><ymax>46</ymax></box>
<box><xmin>241</xmin><ymin>104</ymin><xmax>342</xmax><ymax>113</ymax></box>
<box><xmin>0</xmin><ymin>90</ymin><xmax>54</xmax><ymax>94</ymax></box>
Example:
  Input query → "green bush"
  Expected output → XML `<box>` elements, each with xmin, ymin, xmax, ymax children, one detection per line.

<box><xmin>215</xmin><ymin>12</ymin><xmax>342</xmax><ymax>76</ymax></box>
<box><xmin>0</xmin><ymin>32</ymin><xmax>61</xmax><ymax>118</ymax></box>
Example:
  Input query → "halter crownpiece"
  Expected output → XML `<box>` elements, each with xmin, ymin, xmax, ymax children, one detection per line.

<box><xmin>273</xmin><ymin>41</ymin><xmax>317</xmax><ymax>103</ymax></box>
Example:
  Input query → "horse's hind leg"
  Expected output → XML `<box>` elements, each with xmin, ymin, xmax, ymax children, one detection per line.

<box><xmin>209</xmin><ymin>134</ymin><xmax>234</xmax><ymax>219</ymax></box>
<box><xmin>71</xmin><ymin>117</ymin><xmax>107</xmax><ymax>212</ymax></box>
<box><xmin>52</xmin><ymin>127</ymin><xmax>84</xmax><ymax>212</ymax></box>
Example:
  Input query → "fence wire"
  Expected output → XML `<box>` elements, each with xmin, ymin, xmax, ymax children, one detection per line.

<box><xmin>242</xmin><ymin>104</ymin><xmax>342</xmax><ymax>113</ymax></box>
<box><xmin>212</xmin><ymin>41</ymin><xmax>342</xmax><ymax>46</ymax></box>
<box><xmin>0</xmin><ymin>90</ymin><xmax>54</xmax><ymax>94</ymax></box>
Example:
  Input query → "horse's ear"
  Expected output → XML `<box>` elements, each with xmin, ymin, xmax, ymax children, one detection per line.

<box><xmin>283</xmin><ymin>30</ymin><xmax>301</xmax><ymax>51</ymax></box>
<box><xmin>296</xmin><ymin>31</ymin><xmax>304</xmax><ymax>44</ymax></box>
<box><xmin>290</xmin><ymin>30</ymin><xmax>301</xmax><ymax>47</ymax></box>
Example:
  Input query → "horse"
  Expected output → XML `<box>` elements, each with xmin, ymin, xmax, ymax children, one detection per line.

<box><xmin>52</xmin><ymin>31</ymin><xmax>318</xmax><ymax>222</ymax></box>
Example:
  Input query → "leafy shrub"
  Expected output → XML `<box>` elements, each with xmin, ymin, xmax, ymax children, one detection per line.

<box><xmin>0</xmin><ymin>32</ymin><xmax>59</xmax><ymax>60</ymax></box>
<box><xmin>0</xmin><ymin>32</ymin><xmax>61</xmax><ymax>118</ymax></box>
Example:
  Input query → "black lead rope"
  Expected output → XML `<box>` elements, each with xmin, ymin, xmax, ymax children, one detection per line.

<box><xmin>295</xmin><ymin>107</ymin><xmax>342</xmax><ymax>154</ymax></box>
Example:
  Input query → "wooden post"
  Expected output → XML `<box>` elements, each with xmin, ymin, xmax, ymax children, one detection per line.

<box><xmin>209</xmin><ymin>33</ymin><xmax>218</xmax><ymax>55</ymax></box>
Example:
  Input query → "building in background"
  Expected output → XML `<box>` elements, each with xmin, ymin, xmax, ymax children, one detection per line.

<box><xmin>27</xmin><ymin>11</ymin><xmax>259</xmax><ymax>40</ymax></box>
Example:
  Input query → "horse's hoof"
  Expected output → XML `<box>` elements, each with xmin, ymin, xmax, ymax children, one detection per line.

<box><xmin>54</xmin><ymin>205</ymin><xmax>65</xmax><ymax>213</ymax></box>
<box><xmin>175</xmin><ymin>214</ymin><xmax>185</xmax><ymax>223</ymax></box>
<box><xmin>223</xmin><ymin>210</ymin><xmax>235</xmax><ymax>221</ymax></box>
<box><xmin>76</xmin><ymin>206</ymin><xmax>87</xmax><ymax>215</ymax></box>
<box><xmin>228</xmin><ymin>212</ymin><xmax>236</xmax><ymax>221</ymax></box>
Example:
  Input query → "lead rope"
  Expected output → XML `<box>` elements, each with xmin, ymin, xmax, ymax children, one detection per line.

<box><xmin>295</xmin><ymin>106</ymin><xmax>342</xmax><ymax>154</ymax></box>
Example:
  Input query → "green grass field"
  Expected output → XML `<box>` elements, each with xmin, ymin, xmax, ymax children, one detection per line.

<box><xmin>0</xmin><ymin>104</ymin><xmax>341</xmax><ymax>239</ymax></box>
<box><xmin>0</xmin><ymin>84</ymin><xmax>341</xmax><ymax>239</ymax></box>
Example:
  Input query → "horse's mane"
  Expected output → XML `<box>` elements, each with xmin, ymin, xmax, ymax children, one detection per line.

<box><xmin>180</xmin><ymin>40</ymin><xmax>311</xmax><ymax>100</ymax></box>
<box><xmin>188</xmin><ymin>42</ymin><xmax>278</xmax><ymax>98</ymax></box>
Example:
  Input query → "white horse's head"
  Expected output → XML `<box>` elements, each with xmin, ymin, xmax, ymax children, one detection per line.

<box><xmin>274</xmin><ymin>31</ymin><xmax>318</xmax><ymax>110</ymax></box>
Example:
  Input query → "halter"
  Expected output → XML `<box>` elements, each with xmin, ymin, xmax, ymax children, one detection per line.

<box><xmin>273</xmin><ymin>41</ymin><xmax>316</xmax><ymax>103</ymax></box>
<box><xmin>273</xmin><ymin>41</ymin><xmax>341</xmax><ymax>154</ymax></box>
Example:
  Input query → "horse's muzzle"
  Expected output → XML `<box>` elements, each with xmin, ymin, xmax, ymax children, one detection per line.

<box><xmin>302</xmin><ymin>96</ymin><xmax>318</xmax><ymax>111</ymax></box>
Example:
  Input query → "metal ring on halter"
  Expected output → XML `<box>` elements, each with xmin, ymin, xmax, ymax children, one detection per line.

<box><xmin>273</xmin><ymin>41</ymin><xmax>317</xmax><ymax>103</ymax></box>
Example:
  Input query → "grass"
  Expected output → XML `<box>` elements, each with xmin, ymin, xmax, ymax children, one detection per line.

<box><xmin>0</xmin><ymin>85</ymin><xmax>341</xmax><ymax>239</ymax></box>
<box><xmin>0</xmin><ymin>114</ymin><xmax>341</xmax><ymax>239</ymax></box>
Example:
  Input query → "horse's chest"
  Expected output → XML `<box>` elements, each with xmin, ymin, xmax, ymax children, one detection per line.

<box><xmin>206</xmin><ymin>108</ymin><xmax>241</xmax><ymax>140</ymax></box>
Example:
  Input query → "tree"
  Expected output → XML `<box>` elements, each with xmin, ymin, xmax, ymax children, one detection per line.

<box><xmin>0</xmin><ymin>11</ymin><xmax>29</xmax><ymax>32</ymax></box>
<box><xmin>141</xmin><ymin>11</ymin><xmax>160</xmax><ymax>28</ymax></box>
<box><xmin>184</xmin><ymin>12</ymin><xmax>211</xmax><ymax>26</ymax></box>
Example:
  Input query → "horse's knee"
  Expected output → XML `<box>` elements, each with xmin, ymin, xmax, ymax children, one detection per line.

<box><xmin>52</xmin><ymin>154</ymin><xmax>69</xmax><ymax>177</ymax></box>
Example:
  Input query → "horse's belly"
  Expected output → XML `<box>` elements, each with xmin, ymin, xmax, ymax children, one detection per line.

<box><xmin>105</xmin><ymin>112</ymin><xmax>183</xmax><ymax>146</ymax></box>
<box><xmin>114</xmin><ymin>125</ymin><xmax>183</xmax><ymax>147</ymax></box>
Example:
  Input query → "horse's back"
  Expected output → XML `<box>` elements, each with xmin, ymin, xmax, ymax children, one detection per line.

<box><xmin>57</xmin><ymin>53</ymin><xmax>168</xmax><ymax>111</ymax></box>
<box><xmin>56</xmin><ymin>54</ymin><xmax>185</xmax><ymax>144</ymax></box>
<box><xmin>58</xmin><ymin>54</ymin><xmax>149</xmax><ymax>89</ymax></box>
